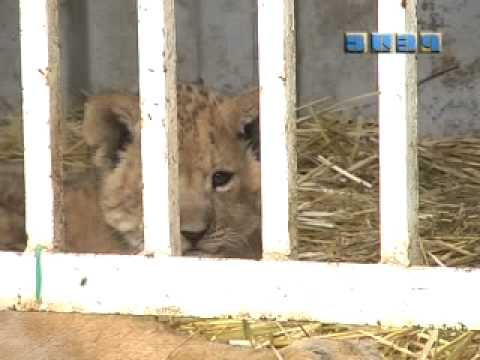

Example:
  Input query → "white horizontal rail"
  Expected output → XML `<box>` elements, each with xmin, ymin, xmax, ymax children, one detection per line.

<box><xmin>258</xmin><ymin>0</ymin><xmax>297</xmax><ymax>259</ymax></box>
<box><xmin>1</xmin><ymin>252</ymin><xmax>479</xmax><ymax>329</ymax></box>
<box><xmin>137</xmin><ymin>0</ymin><xmax>180</xmax><ymax>255</ymax></box>
<box><xmin>378</xmin><ymin>0</ymin><xmax>420</xmax><ymax>265</ymax></box>
<box><xmin>19</xmin><ymin>0</ymin><xmax>63</xmax><ymax>250</ymax></box>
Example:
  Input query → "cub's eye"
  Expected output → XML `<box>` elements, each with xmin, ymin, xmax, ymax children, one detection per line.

<box><xmin>212</xmin><ymin>170</ymin><xmax>234</xmax><ymax>189</ymax></box>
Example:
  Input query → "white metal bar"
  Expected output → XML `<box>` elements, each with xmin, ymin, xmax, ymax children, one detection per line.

<box><xmin>19</xmin><ymin>0</ymin><xmax>63</xmax><ymax>250</ymax></box>
<box><xmin>258</xmin><ymin>0</ymin><xmax>297</xmax><ymax>259</ymax></box>
<box><xmin>137</xmin><ymin>0</ymin><xmax>180</xmax><ymax>255</ymax></box>
<box><xmin>378</xmin><ymin>0</ymin><xmax>420</xmax><ymax>265</ymax></box>
<box><xmin>1</xmin><ymin>252</ymin><xmax>479</xmax><ymax>329</ymax></box>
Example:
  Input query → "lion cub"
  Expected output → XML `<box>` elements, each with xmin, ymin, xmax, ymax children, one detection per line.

<box><xmin>0</xmin><ymin>84</ymin><xmax>261</xmax><ymax>258</ymax></box>
<box><xmin>83</xmin><ymin>83</ymin><xmax>262</xmax><ymax>259</ymax></box>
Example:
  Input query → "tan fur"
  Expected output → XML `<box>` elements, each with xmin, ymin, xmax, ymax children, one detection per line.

<box><xmin>83</xmin><ymin>84</ymin><xmax>262</xmax><ymax>259</ymax></box>
<box><xmin>0</xmin><ymin>312</ymin><xmax>383</xmax><ymax>360</ymax></box>
<box><xmin>62</xmin><ymin>171</ymin><xmax>130</xmax><ymax>254</ymax></box>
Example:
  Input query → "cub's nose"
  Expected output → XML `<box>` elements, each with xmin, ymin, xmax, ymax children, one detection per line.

<box><xmin>181</xmin><ymin>229</ymin><xmax>208</xmax><ymax>247</ymax></box>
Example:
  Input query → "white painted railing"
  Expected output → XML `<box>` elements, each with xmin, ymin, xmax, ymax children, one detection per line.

<box><xmin>19</xmin><ymin>0</ymin><xmax>63</xmax><ymax>251</ymax></box>
<box><xmin>258</xmin><ymin>0</ymin><xmax>296</xmax><ymax>259</ymax></box>
<box><xmin>378</xmin><ymin>0</ymin><xmax>421</xmax><ymax>266</ymax></box>
<box><xmin>138</xmin><ymin>0</ymin><xmax>180</xmax><ymax>256</ymax></box>
<box><xmin>2</xmin><ymin>0</ymin><xmax>480</xmax><ymax>330</ymax></box>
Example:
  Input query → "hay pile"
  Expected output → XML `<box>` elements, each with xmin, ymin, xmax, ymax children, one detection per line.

<box><xmin>2</xmin><ymin>98</ymin><xmax>480</xmax><ymax>358</ymax></box>
<box><xmin>296</xmin><ymin>98</ymin><xmax>480</xmax><ymax>268</ymax></box>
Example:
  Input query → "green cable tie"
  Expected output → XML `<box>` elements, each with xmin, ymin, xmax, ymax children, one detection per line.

<box><xmin>34</xmin><ymin>245</ymin><xmax>45</xmax><ymax>304</ymax></box>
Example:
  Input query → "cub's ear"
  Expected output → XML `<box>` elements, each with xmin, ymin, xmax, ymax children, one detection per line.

<box><xmin>238</xmin><ymin>114</ymin><xmax>260</xmax><ymax>161</ymax></box>
<box><xmin>234</xmin><ymin>87</ymin><xmax>260</xmax><ymax>161</ymax></box>
<box><xmin>82</xmin><ymin>94</ymin><xmax>140</xmax><ymax>170</ymax></box>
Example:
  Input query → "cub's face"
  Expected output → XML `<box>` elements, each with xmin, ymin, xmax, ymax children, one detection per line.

<box><xmin>83</xmin><ymin>84</ymin><xmax>261</xmax><ymax>259</ymax></box>
<box><xmin>177</xmin><ymin>85</ymin><xmax>261</xmax><ymax>258</ymax></box>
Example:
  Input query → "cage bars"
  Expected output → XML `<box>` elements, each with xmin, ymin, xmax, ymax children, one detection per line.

<box><xmin>378</xmin><ymin>0</ymin><xmax>421</xmax><ymax>265</ymax></box>
<box><xmin>257</xmin><ymin>0</ymin><xmax>297</xmax><ymax>259</ymax></box>
<box><xmin>19</xmin><ymin>0</ymin><xmax>64</xmax><ymax>250</ymax></box>
<box><xmin>3</xmin><ymin>0</ymin><xmax>476</xmax><ymax>330</ymax></box>
<box><xmin>137</xmin><ymin>0</ymin><xmax>180</xmax><ymax>255</ymax></box>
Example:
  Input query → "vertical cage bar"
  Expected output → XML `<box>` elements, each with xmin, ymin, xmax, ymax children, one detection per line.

<box><xmin>378</xmin><ymin>0</ymin><xmax>420</xmax><ymax>265</ymax></box>
<box><xmin>19</xmin><ymin>0</ymin><xmax>64</xmax><ymax>250</ymax></box>
<box><xmin>137</xmin><ymin>0</ymin><xmax>180</xmax><ymax>255</ymax></box>
<box><xmin>258</xmin><ymin>0</ymin><xmax>297</xmax><ymax>259</ymax></box>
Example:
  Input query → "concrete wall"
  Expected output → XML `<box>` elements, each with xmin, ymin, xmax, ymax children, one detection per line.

<box><xmin>0</xmin><ymin>0</ymin><xmax>478</xmax><ymax>138</ymax></box>
<box><xmin>418</xmin><ymin>0</ymin><xmax>480</xmax><ymax>137</ymax></box>
<box><xmin>0</xmin><ymin>0</ymin><xmax>21</xmax><ymax>116</ymax></box>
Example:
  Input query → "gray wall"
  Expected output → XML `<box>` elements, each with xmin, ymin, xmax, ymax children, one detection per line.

<box><xmin>0</xmin><ymin>0</ymin><xmax>479</xmax><ymax>138</ymax></box>
<box><xmin>418</xmin><ymin>0</ymin><xmax>480</xmax><ymax>137</ymax></box>
<box><xmin>0</xmin><ymin>0</ymin><xmax>21</xmax><ymax>116</ymax></box>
